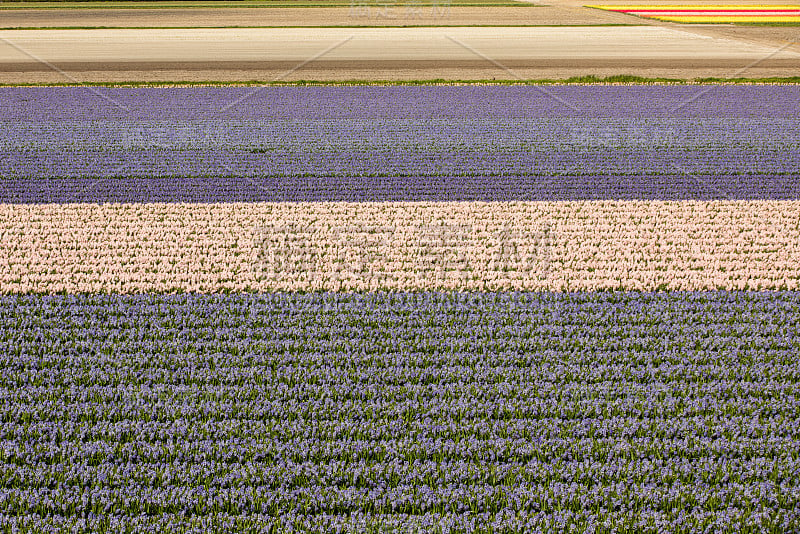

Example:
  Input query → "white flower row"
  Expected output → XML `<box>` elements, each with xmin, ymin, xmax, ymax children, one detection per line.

<box><xmin>1</xmin><ymin>201</ymin><xmax>798</xmax><ymax>293</ymax></box>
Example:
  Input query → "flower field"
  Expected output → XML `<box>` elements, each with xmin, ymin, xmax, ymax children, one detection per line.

<box><xmin>1</xmin><ymin>86</ymin><xmax>799</xmax><ymax>532</ymax></box>
<box><xmin>3</xmin><ymin>201</ymin><xmax>800</xmax><ymax>293</ymax></box>
<box><xmin>2</xmin><ymin>86</ymin><xmax>800</xmax><ymax>203</ymax></box>
<box><xmin>2</xmin><ymin>292</ymin><xmax>800</xmax><ymax>532</ymax></box>
<box><xmin>587</xmin><ymin>5</ymin><xmax>800</xmax><ymax>24</ymax></box>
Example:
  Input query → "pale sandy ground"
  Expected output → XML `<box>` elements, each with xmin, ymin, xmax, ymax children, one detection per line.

<box><xmin>3</xmin><ymin>27</ymin><xmax>795</xmax><ymax>63</ymax></box>
<box><xmin>0</xmin><ymin>1</ymin><xmax>797</xmax><ymax>81</ymax></box>
<box><xmin>0</xmin><ymin>6</ymin><xmax>638</xmax><ymax>28</ymax></box>
<box><xmin>2</xmin><ymin>0</ymin><xmax>799</xmax><ymax>28</ymax></box>
<box><xmin>0</xmin><ymin>25</ymin><xmax>798</xmax><ymax>82</ymax></box>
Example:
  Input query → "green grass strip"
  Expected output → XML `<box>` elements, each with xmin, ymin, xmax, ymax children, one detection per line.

<box><xmin>4</xmin><ymin>75</ymin><xmax>800</xmax><ymax>86</ymax></box>
<box><xmin>0</xmin><ymin>0</ymin><xmax>537</xmax><ymax>9</ymax></box>
<box><xmin>0</xmin><ymin>23</ymin><xmax>641</xmax><ymax>29</ymax></box>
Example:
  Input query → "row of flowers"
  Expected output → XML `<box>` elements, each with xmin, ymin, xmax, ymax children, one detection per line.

<box><xmin>0</xmin><ymin>292</ymin><xmax>798</xmax><ymax>531</ymax></box>
<box><xmin>1</xmin><ymin>510</ymin><xmax>793</xmax><ymax>534</ymax></box>
<box><xmin>2</xmin><ymin>86</ymin><xmax>798</xmax><ymax>204</ymax></box>
<box><xmin>1</xmin><ymin>201</ymin><xmax>798</xmax><ymax>293</ymax></box>
<box><xmin>2</xmin><ymin>146</ymin><xmax>796</xmax><ymax>180</ymax></box>
<box><xmin>4</xmin><ymin>86</ymin><xmax>798</xmax><ymax>122</ymax></box>
<box><xmin>3</xmin><ymin>173</ymin><xmax>798</xmax><ymax>204</ymax></box>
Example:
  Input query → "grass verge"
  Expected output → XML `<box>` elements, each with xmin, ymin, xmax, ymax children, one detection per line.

<box><xmin>0</xmin><ymin>0</ymin><xmax>537</xmax><ymax>8</ymax></box>
<box><xmin>3</xmin><ymin>75</ymin><xmax>800</xmax><ymax>86</ymax></box>
<box><xmin>0</xmin><ymin>23</ymin><xmax>641</xmax><ymax>29</ymax></box>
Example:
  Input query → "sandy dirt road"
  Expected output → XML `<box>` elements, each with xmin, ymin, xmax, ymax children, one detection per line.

<box><xmin>0</xmin><ymin>0</ymin><xmax>798</xmax><ymax>83</ymax></box>
<box><xmin>0</xmin><ymin>5</ymin><xmax>639</xmax><ymax>27</ymax></box>
<box><xmin>0</xmin><ymin>25</ymin><xmax>798</xmax><ymax>82</ymax></box>
<box><xmin>3</xmin><ymin>0</ymin><xmax>799</xmax><ymax>28</ymax></box>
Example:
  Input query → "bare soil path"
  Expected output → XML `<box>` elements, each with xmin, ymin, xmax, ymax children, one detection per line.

<box><xmin>0</xmin><ymin>1</ymin><xmax>797</xmax><ymax>82</ymax></box>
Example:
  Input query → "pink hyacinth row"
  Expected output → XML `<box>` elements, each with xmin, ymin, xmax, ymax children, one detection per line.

<box><xmin>2</xmin><ymin>200</ymin><xmax>798</xmax><ymax>293</ymax></box>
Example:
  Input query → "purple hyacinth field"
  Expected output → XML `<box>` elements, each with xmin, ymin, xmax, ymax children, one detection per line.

<box><xmin>2</xmin><ymin>292</ymin><xmax>800</xmax><ymax>533</ymax></box>
<box><xmin>1</xmin><ymin>85</ymin><xmax>799</xmax><ymax>203</ymax></box>
<box><xmin>1</xmin><ymin>85</ymin><xmax>800</xmax><ymax>533</ymax></box>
